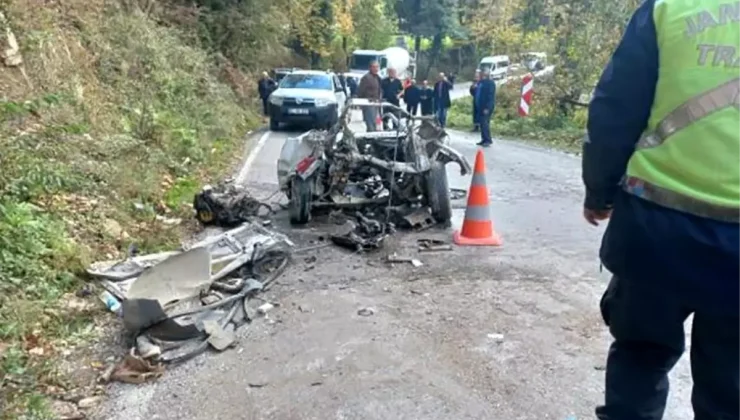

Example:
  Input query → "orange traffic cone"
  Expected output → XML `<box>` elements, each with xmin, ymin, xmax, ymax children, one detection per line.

<box><xmin>453</xmin><ymin>150</ymin><xmax>502</xmax><ymax>246</ymax></box>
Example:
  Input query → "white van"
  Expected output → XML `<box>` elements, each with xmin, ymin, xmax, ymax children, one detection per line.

<box><xmin>478</xmin><ymin>55</ymin><xmax>510</xmax><ymax>80</ymax></box>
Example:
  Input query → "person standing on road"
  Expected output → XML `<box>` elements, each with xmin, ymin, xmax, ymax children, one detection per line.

<box><xmin>582</xmin><ymin>0</ymin><xmax>739</xmax><ymax>419</ymax></box>
<box><xmin>337</xmin><ymin>72</ymin><xmax>348</xmax><ymax>94</ymax></box>
<box><xmin>257</xmin><ymin>71</ymin><xmax>277</xmax><ymax>119</ymax></box>
<box><xmin>433</xmin><ymin>73</ymin><xmax>452</xmax><ymax>127</ymax></box>
<box><xmin>357</xmin><ymin>61</ymin><xmax>382</xmax><ymax>131</ymax></box>
<box><xmin>419</xmin><ymin>80</ymin><xmax>434</xmax><ymax>116</ymax></box>
<box><xmin>469</xmin><ymin>70</ymin><xmax>482</xmax><ymax>132</ymax></box>
<box><xmin>402</xmin><ymin>76</ymin><xmax>412</xmax><ymax>91</ymax></box>
<box><xmin>347</xmin><ymin>75</ymin><xmax>358</xmax><ymax>97</ymax></box>
<box><xmin>475</xmin><ymin>71</ymin><xmax>495</xmax><ymax>147</ymax></box>
<box><xmin>381</xmin><ymin>68</ymin><xmax>404</xmax><ymax>130</ymax></box>
<box><xmin>404</xmin><ymin>79</ymin><xmax>421</xmax><ymax>116</ymax></box>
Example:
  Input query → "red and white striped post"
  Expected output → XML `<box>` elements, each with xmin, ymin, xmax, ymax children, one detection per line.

<box><xmin>519</xmin><ymin>73</ymin><xmax>534</xmax><ymax>117</ymax></box>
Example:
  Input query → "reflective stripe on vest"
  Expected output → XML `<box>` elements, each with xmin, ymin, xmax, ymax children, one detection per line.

<box><xmin>636</xmin><ymin>77</ymin><xmax>740</xmax><ymax>150</ymax></box>
<box><xmin>624</xmin><ymin>77</ymin><xmax>740</xmax><ymax>223</ymax></box>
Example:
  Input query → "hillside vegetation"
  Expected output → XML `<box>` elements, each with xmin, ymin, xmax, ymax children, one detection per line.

<box><xmin>0</xmin><ymin>0</ymin><xmax>261</xmax><ymax>416</ymax></box>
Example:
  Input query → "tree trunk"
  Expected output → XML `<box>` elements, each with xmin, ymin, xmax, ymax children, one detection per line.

<box><xmin>423</xmin><ymin>33</ymin><xmax>443</xmax><ymax>80</ymax></box>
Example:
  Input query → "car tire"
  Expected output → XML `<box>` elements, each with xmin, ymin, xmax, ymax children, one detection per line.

<box><xmin>289</xmin><ymin>177</ymin><xmax>313</xmax><ymax>225</ymax></box>
<box><xmin>425</xmin><ymin>161</ymin><xmax>452</xmax><ymax>227</ymax></box>
<box><xmin>269</xmin><ymin>118</ymin><xmax>280</xmax><ymax>131</ymax></box>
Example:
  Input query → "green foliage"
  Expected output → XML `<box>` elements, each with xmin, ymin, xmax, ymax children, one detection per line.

<box><xmin>395</xmin><ymin>0</ymin><xmax>459</xmax><ymax>39</ymax></box>
<box><xmin>0</xmin><ymin>2</ymin><xmax>254</xmax><ymax>415</ymax></box>
<box><xmin>352</xmin><ymin>0</ymin><xmax>395</xmax><ymax>49</ymax></box>
<box><xmin>164</xmin><ymin>176</ymin><xmax>200</xmax><ymax>210</ymax></box>
<box><xmin>0</xmin><ymin>201</ymin><xmax>78</xmax><ymax>302</ymax></box>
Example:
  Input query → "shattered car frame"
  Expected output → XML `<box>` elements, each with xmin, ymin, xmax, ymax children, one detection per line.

<box><xmin>277</xmin><ymin>98</ymin><xmax>472</xmax><ymax>226</ymax></box>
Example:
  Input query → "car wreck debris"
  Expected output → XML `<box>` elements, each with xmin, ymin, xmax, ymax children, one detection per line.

<box><xmin>386</xmin><ymin>253</ymin><xmax>423</xmax><ymax>267</ymax></box>
<box><xmin>88</xmin><ymin>222</ymin><xmax>293</xmax><ymax>369</ymax></box>
<box><xmin>417</xmin><ymin>238</ymin><xmax>453</xmax><ymax>252</ymax></box>
<box><xmin>277</xmin><ymin>99</ymin><xmax>471</xmax><ymax>229</ymax></box>
<box><xmin>193</xmin><ymin>179</ymin><xmax>273</xmax><ymax>227</ymax></box>
<box><xmin>330</xmin><ymin>212</ymin><xmax>394</xmax><ymax>252</ymax></box>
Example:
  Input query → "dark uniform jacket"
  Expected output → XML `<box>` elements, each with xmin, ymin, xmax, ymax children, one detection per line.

<box><xmin>381</xmin><ymin>77</ymin><xmax>403</xmax><ymax>105</ymax></box>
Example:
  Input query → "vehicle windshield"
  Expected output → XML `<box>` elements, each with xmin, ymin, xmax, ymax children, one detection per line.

<box><xmin>350</xmin><ymin>54</ymin><xmax>379</xmax><ymax>70</ymax></box>
<box><xmin>479</xmin><ymin>63</ymin><xmax>494</xmax><ymax>73</ymax></box>
<box><xmin>279</xmin><ymin>74</ymin><xmax>332</xmax><ymax>90</ymax></box>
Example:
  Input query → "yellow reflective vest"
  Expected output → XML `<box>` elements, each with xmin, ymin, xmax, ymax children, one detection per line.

<box><xmin>623</xmin><ymin>0</ymin><xmax>740</xmax><ymax>223</ymax></box>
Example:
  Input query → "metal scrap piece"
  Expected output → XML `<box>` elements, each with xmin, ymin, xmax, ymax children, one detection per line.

<box><xmin>400</xmin><ymin>207</ymin><xmax>435</xmax><ymax>230</ymax></box>
<box><xmin>203</xmin><ymin>320</ymin><xmax>236</xmax><ymax>351</ymax></box>
<box><xmin>386</xmin><ymin>254</ymin><xmax>423</xmax><ymax>267</ymax></box>
<box><xmin>417</xmin><ymin>238</ymin><xmax>453</xmax><ymax>252</ymax></box>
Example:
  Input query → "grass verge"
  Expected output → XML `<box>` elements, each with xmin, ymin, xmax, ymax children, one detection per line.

<box><xmin>447</xmin><ymin>80</ymin><xmax>585</xmax><ymax>152</ymax></box>
<box><xmin>0</xmin><ymin>1</ymin><xmax>261</xmax><ymax>417</ymax></box>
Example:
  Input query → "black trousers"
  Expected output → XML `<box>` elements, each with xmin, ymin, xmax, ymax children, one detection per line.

<box><xmin>597</xmin><ymin>275</ymin><xmax>739</xmax><ymax>420</ymax></box>
<box><xmin>261</xmin><ymin>97</ymin><xmax>269</xmax><ymax>116</ymax></box>
<box><xmin>406</xmin><ymin>103</ymin><xmax>419</xmax><ymax>116</ymax></box>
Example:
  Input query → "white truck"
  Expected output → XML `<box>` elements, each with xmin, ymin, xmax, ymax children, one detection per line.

<box><xmin>345</xmin><ymin>47</ymin><xmax>415</xmax><ymax>87</ymax></box>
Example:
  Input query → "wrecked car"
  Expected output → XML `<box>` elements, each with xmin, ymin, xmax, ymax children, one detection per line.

<box><xmin>277</xmin><ymin>98</ymin><xmax>472</xmax><ymax>226</ymax></box>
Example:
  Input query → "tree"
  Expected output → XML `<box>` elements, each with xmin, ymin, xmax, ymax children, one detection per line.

<box><xmin>291</xmin><ymin>0</ymin><xmax>336</xmax><ymax>67</ymax></box>
<box><xmin>335</xmin><ymin>0</ymin><xmax>356</xmax><ymax>56</ymax></box>
<box><xmin>185</xmin><ymin>0</ymin><xmax>293</xmax><ymax>70</ymax></box>
<box><xmin>395</xmin><ymin>0</ymin><xmax>459</xmax><ymax>77</ymax></box>
<box><xmin>469</xmin><ymin>0</ymin><xmax>525</xmax><ymax>55</ymax></box>
<box><xmin>351</xmin><ymin>0</ymin><xmax>395</xmax><ymax>50</ymax></box>
<box><xmin>548</xmin><ymin>0</ymin><xmax>640</xmax><ymax>113</ymax></box>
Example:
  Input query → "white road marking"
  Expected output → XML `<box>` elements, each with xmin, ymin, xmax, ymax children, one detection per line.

<box><xmin>236</xmin><ymin>130</ymin><xmax>272</xmax><ymax>185</ymax></box>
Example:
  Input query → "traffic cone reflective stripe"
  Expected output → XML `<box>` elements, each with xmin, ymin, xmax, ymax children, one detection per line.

<box><xmin>453</xmin><ymin>150</ymin><xmax>502</xmax><ymax>246</ymax></box>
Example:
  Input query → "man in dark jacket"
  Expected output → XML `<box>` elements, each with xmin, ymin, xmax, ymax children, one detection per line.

<box><xmin>583</xmin><ymin>0</ymin><xmax>739</xmax><ymax>418</ymax></box>
<box><xmin>474</xmin><ymin>71</ymin><xmax>495</xmax><ymax>147</ymax></box>
<box><xmin>257</xmin><ymin>71</ymin><xmax>277</xmax><ymax>117</ymax></box>
<box><xmin>381</xmin><ymin>68</ymin><xmax>403</xmax><ymax>129</ymax></box>
<box><xmin>337</xmin><ymin>73</ymin><xmax>347</xmax><ymax>94</ymax></box>
<box><xmin>357</xmin><ymin>61</ymin><xmax>382</xmax><ymax>131</ymax></box>
<box><xmin>433</xmin><ymin>73</ymin><xmax>453</xmax><ymax>128</ymax></box>
<box><xmin>347</xmin><ymin>76</ymin><xmax>358</xmax><ymax>97</ymax></box>
<box><xmin>403</xmin><ymin>79</ymin><xmax>421</xmax><ymax>116</ymax></box>
<box><xmin>469</xmin><ymin>70</ymin><xmax>481</xmax><ymax>132</ymax></box>
<box><xmin>419</xmin><ymin>80</ymin><xmax>434</xmax><ymax>116</ymax></box>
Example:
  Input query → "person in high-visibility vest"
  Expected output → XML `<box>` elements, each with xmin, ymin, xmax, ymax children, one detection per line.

<box><xmin>582</xmin><ymin>0</ymin><xmax>738</xmax><ymax>419</ymax></box>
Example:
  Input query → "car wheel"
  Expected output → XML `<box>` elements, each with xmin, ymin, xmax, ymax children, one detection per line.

<box><xmin>194</xmin><ymin>196</ymin><xmax>215</xmax><ymax>225</ymax></box>
<box><xmin>289</xmin><ymin>177</ymin><xmax>313</xmax><ymax>225</ymax></box>
<box><xmin>425</xmin><ymin>161</ymin><xmax>452</xmax><ymax>227</ymax></box>
<box><xmin>269</xmin><ymin>118</ymin><xmax>280</xmax><ymax>131</ymax></box>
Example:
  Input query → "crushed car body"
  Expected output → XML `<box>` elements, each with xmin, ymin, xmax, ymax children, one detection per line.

<box><xmin>277</xmin><ymin>98</ymin><xmax>472</xmax><ymax>227</ymax></box>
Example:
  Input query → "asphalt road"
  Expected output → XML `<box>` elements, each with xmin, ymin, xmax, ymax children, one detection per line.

<box><xmin>101</xmin><ymin>83</ymin><xmax>693</xmax><ymax>420</ymax></box>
